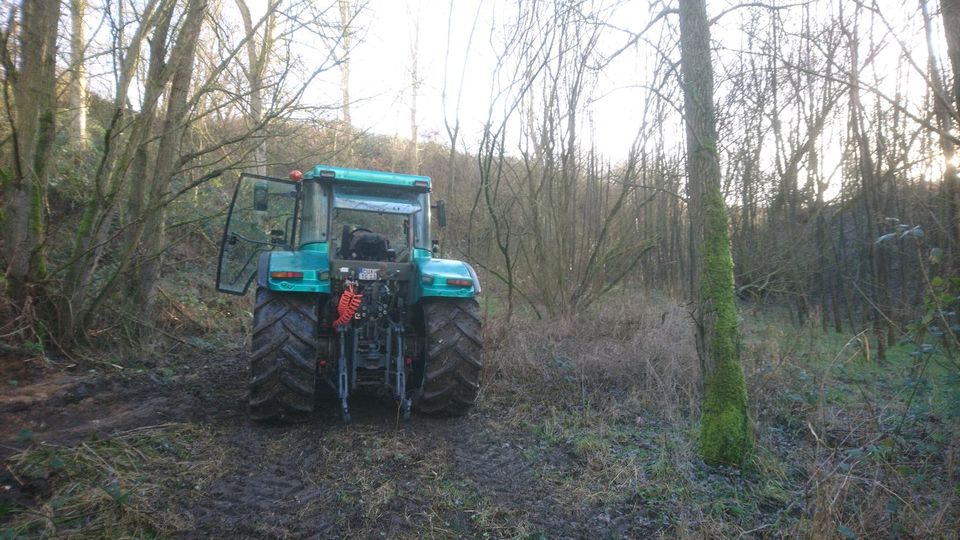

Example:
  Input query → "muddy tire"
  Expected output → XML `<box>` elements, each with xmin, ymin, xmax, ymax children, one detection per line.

<box><xmin>416</xmin><ymin>298</ymin><xmax>483</xmax><ymax>416</ymax></box>
<box><xmin>249</xmin><ymin>287</ymin><xmax>319</xmax><ymax>422</ymax></box>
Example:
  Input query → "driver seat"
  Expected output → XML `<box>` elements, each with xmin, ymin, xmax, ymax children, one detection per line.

<box><xmin>350</xmin><ymin>231</ymin><xmax>390</xmax><ymax>261</ymax></box>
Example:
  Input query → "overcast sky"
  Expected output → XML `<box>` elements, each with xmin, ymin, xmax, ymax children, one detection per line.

<box><xmin>318</xmin><ymin>0</ymin><xmax>656</xmax><ymax>161</ymax></box>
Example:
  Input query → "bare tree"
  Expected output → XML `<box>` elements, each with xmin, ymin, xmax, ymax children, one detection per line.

<box><xmin>236</xmin><ymin>0</ymin><xmax>280</xmax><ymax>176</ymax></box>
<box><xmin>54</xmin><ymin>0</ymin><xmax>346</xmax><ymax>343</ymax></box>
<box><xmin>470</xmin><ymin>1</ymin><xmax>657</xmax><ymax>319</ymax></box>
<box><xmin>124</xmin><ymin>0</ymin><xmax>208</xmax><ymax>337</ymax></box>
<box><xmin>339</xmin><ymin>0</ymin><xmax>353</xmax><ymax>163</ymax></box>
<box><xmin>441</xmin><ymin>0</ymin><xmax>482</xmax><ymax>203</ymax></box>
<box><xmin>408</xmin><ymin>2</ymin><xmax>420</xmax><ymax>173</ymax></box>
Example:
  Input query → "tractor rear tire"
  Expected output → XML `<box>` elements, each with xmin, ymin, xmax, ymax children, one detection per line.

<box><xmin>417</xmin><ymin>298</ymin><xmax>483</xmax><ymax>416</ymax></box>
<box><xmin>249</xmin><ymin>287</ymin><xmax>319</xmax><ymax>422</ymax></box>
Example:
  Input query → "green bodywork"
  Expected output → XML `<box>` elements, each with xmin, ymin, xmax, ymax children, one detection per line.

<box><xmin>413</xmin><ymin>256</ymin><xmax>479</xmax><ymax>301</ymax></box>
<box><xmin>218</xmin><ymin>166</ymin><xmax>479</xmax><ymax>300</ymax></box>
<box><xmin>303</xmin><ymin>165</ymin><xmax>432</xmax><ymax>188</ymax></box>
<box><xmin>266</xmin><ymin>245</ymin><xmax>478</xmax><ymax>299</ymax></box>
<box><xmin>266</xmin><ymin>246</ymin><xmax>332</xmax><ymax>293</ymax></box>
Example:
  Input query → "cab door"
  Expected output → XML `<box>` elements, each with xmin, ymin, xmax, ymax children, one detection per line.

<box><xmin>216</xmin><ymin>173</ymin><xmax>300</xmax><ymax>294</ymax></box>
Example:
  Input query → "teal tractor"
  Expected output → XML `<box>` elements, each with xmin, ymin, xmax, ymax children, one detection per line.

<box><xmin>216</xmin><ymin>166</ymin><xmax>482</xmax><ymax>422</ymax></box>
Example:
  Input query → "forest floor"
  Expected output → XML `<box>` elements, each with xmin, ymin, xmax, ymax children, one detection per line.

<box><xmin>0</xmin><ymin>297</ymin><xmax>958</xmax><ymax>538</ymax></box>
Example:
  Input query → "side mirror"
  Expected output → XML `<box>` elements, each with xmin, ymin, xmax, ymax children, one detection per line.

<box><xmin>432</xmin><ymin>239</ymin><xmax>440</xmax><ymax>257</ymax></box>
<box><xmin>253</xmin><ymin>181</ymin><xmax>268</xmax><ymax>211</ymax></box>
<box><xmin>434</xmin><ymin>200</ymin><xmax>447</xmax><ymax>228</ymax></box>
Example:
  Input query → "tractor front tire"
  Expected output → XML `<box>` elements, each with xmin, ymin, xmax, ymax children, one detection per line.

<box><xmin>417</xmin><ymin>298</ymin><xmax>483</xmax><ymax>416</ymax></box>
<box><xmin>249</xmin><ymin>287</ymin><xmax>319</xmax><ymax>422</ymax></box>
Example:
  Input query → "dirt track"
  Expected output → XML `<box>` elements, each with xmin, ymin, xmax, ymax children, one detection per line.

<box><xmin>0</xmin><ymin>351</ymin><xmax>665</xmax><ymax>538</ymax></box>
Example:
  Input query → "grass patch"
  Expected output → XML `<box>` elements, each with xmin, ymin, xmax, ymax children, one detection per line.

<box><xmin>2</xmin><ymin>424</ymin><xmax>224</xmax><ymax>538</ymax></box>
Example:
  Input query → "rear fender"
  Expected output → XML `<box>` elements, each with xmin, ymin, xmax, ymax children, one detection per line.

<box><xmin>413</xmin><ymin>258</ymin><xmax>480</xmax><ymax>303</ymax></box>
<box><xmin>264</xmin><ymin>249</ymin><xmax>332</xmax><ymax>294</ymax></box>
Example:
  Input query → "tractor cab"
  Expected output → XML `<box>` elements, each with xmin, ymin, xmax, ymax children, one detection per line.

<box><xmin>216</xmin><ymin>167</ymin><xmax>445</xmax><ymax>296</ymax></box>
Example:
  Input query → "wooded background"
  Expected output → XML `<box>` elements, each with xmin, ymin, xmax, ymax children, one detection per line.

<box><xmin>1</xmin><ymin>0</ymin><xmax>958</xmax><ymax>363</ymax></box>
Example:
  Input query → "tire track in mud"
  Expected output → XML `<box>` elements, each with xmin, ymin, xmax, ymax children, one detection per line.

<box><xmin>436</xmin><ymin>424</ymin><xmax>603</xmax><ymax>538</ymax></box>
<box><xmin>0</xmin><ymin>353</ymin><xmax>246</xmax><ymax>456</ymax></box>
<box><xmin>184</xmin><ymin>406</ymin><xmax>558</xmax><ymax>537</ymax></box>
<box><xmin>186</xmin><ymin>428</ymin><xmax>341</xmax><ymax>539</ymax></box>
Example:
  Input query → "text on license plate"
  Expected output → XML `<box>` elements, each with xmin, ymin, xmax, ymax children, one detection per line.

<box><xmin>358</xmin><ymin>267</ymin><xmax>378</xmax><ymax>280</ymax></box>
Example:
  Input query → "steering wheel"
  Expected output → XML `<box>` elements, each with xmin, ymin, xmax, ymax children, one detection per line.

<box><xmin>351</xmin><ymin>227</ymin><xmax>373</xmax><ymax>235</ymax></box>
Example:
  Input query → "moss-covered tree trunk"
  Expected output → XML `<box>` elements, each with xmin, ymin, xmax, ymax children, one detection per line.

<box><xmin>678</xmin><ymin>0</ymin><xmax>752</xmax><ymax>466</ymax></box>
<box><xmin>0</xmin><ymin>0</ymin><xmax>61</xmax><ymax>334</ymax></box>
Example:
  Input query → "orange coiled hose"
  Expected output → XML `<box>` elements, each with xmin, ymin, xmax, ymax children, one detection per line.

<box><xmin>333</xmin><ymin>284</ymin><xmax>363</xmax><ymax>328</ymax></box>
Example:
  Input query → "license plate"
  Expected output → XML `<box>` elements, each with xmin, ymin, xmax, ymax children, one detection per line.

<box><xmin>358</xmin><ymin>267</ymin><xmax>378</xmax><ymax>280</ymax></box>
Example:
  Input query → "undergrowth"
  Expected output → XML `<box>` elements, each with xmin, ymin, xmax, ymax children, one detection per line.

<box><xmin>2</xmin><ymin>424</ymin><xmax>224</xmax><ymax>538</ymax></box>
<box><xmin>480</xmin><ymin>291</ymin><xmax>959</xmax><ymax>537</ymax></box>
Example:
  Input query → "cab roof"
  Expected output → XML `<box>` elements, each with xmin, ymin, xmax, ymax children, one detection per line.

<box><xmin>304</xmin><ymin>165</ymin><xmax>432</xmax><ymax>191</ymax></box>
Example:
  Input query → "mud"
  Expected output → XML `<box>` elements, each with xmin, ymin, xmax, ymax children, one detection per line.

<box><xmin>0</xmin><ymin>351</ymin><xmax>665</xmax><ymax>539</ymax></box>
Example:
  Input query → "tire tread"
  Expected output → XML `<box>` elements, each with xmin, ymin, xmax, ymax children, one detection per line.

<box><xmin>416</xmin><ymin>298</ymin><xmax>483</xmax><ymax>417</ymax></box>
<box><xmin>249</xmin><ymin>287</ymin><xmax>319</xmax><ymax>422</ymax></box>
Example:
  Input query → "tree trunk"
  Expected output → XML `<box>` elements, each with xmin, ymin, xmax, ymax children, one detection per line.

<box><xmin>126</xmin><ymin>0</ymin><xmax>207</xmax><ymax>340</ymax></box>
<box><xmin>68</xmin><ymin>0</ymin><xmax>88</xmax><ymax>149</ymax></box>
<box><xmin>236</xmin><ymin>0</ymin><xmax>276</xmax><ymax>176</ymax></box>
<box><xmin>409</xmin><ymin>12</ymin><xmax>420</xmax><ymax>173</ymax></box>
<box><xmin>942</xmin><ymin>1</ymin><xmax>960</xmax><ymax>109</ymax></box>
<box><xmin>1</xmin><ymin>0</ymin><xmax>61</xmax><ymax>330</ymax></box>
<box><xmin>848</xmin><ymin>25</ymin><xmax>887</xmax><ymax>362</ymax></box>
<box><xmin>678</xmin><ymin>0</ymin><xmax>752</xmax><ymax>467</ymax></box>
<box><xmin>936</xmin><ymin>0</ymin><xmax>960</xmax><ymax>270</ymax></box>
<box><xmin>339</xmin><ymin>0</ymin><xmax>353</xmax><ymax>164</ymax></box>
<box><xmin>61</xmin><ymin>0</ymin><xmax>170</xmax><ymax>341</ymax></box>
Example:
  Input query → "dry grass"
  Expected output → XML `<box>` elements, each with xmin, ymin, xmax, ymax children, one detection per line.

<box><xmin>483</xmin><ymin>291</ymin><xmax>700</xmax><ymax>422</ymax></box>
<box><xmin>4</xmin><ymin>424</ymin><xmax>225</xmax><ymax>538</ymax></box>
<box><xmin>479</xmin><ymin>292</ymin><xmax>761</xmax><ymax>536</ymax></box>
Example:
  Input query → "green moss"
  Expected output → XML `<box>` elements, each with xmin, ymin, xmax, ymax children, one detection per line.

<box><xmin>698</xmin><ymin>183</ymin><xmax>753</xmax><ymax>466</ymax></box>
<box><xmin>27</xmin><ymin>179</ymin><xmax>47</xmax><ymax>280</ymax></box>
<box><xmin>72</xmin><ymin>198</ymin><xmax>98</xmax><ymax>254</ymax></box>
